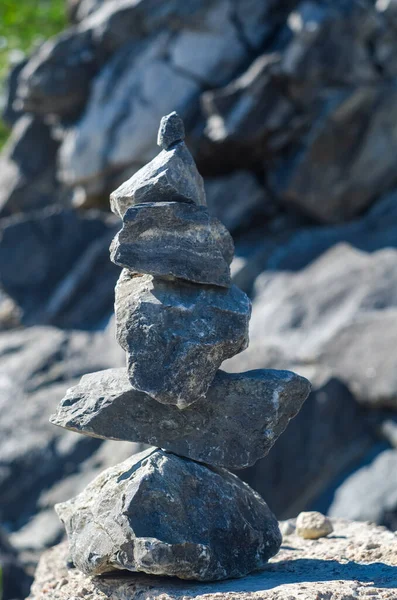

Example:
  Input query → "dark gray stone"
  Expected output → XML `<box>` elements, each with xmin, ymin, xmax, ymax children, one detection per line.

<box><xmin>115</xmin><ymin>270</ymin><xmax>251</xmax><ymax>407</ymax></box>
<box><xmin>110</xmin><ymin>202</ymin><xmax>233</xmax><ymax>287</ymax></box>
<box><xmin>269</xmin><ymin>85</ymin><xmax>397</xmax><ymax>223</ymax></box>
<box><xmin>329</xmin><ymin>448</ymin><xmax>397</xmax><ymax>531</ymax></box>
<box><xmin>157</xmin><ymin>111</ymin><xmax>185</xmax><ymax>150</ymax></box>
<box><xmin>318</xmin><ymin>311</ymin><xmax>397</xmax><ymax>410</ymax></box>
<box><xmin>200</xmin><ymin>54</ymin><xmax>296</xmax><ymax>171</ymax></box>
<box><xmin>56</xmin><ymin>448</ymin><xmax>281</xmax><ymax>580</ymax></box>
<box><xmin>17</xmin><ymin>28</ymin><xmax>99</xmax><ymax>116</ymax></box>
<box><xmin>0</xmin><ymin>207</ymin><xmax>120</xmax><ymax>328</ymax></box>
<box><xmin>0</xmin><ymin>115</ymin><xmax>59</xmax><ymax>218</ymax></box>
<box><xmin>0</xmin><ymin>527</ymin><xmax>32</xmax><ymax>600</ymax></box>
<box><xmin>110</xmin><ymin>141</ymin><xmax>206</xmax><ymax>218</ymax></box>
<box><xmin>50</xmin><ymin>367</ymin><xmax>311</xmax><ymax>469</ymax></box>
<box><xmin>205</xmin><ymin>170</ymin><xmax>270</xmax><ymax>233</ymax></box>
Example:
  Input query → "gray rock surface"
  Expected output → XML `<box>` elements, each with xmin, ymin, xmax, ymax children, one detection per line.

<box><xmin>0</xmin><ymin>323</ymin><xmax>131</xmax><ymax>535</ymax></box>
<box><xmin>29</xmin><ymin>519</ymin><xmax>397</xmax><ymax>600</ymax></box>
<box><xmin>110</xmin><ymin>202</ymin><xmax>233</xmax><ymax>287</ymax></box>
<box><xmin>115</xmin><ymin>270</ymin><xmax>250</xmax><ymax>407</ymax></box>
<box><xmin>226</xmin><ymin>243</ymin><xmax>397</xmax><ymax>408</ymax></box>
<box><xmin>0</xmin><ymin>115</ymin><xmax>59</xmax><ymax>218</ymax></box>
<box><xmin>205</xmin><ymin>170</ymin><xmax>270</xmax><ymax>233</ymax></box>
<box><xmin>157</xmin><ymin>111</ymin><xmax>185</xmax><ymax>150</ymax></box>
<box><xmin>0</xmin><ymin>527</ymin><xmax>32</xmax><ymax>600</ymax></box>
<box><xmin>50</xmin><ymin>367</ymin><xmax>310</xmax><ymax>469</ymax></box>
<box><xmin>0</xmin><ymin>208</ymin><xmax>119</xmax><ymax>328</ymax></box>
<box><xmin>329</xmin><ymin>448</ymin><xmax>397</xmax><ymax>531</ymax></box>
<box><xmin>110</xmin><ymin>139</ymin><xmax>206</xmax><ymax>218</ymax></box>
<box><xmin>56</xmin><ymin>447</ymin><xmax>281</xmax><ymax>580</ymax></box>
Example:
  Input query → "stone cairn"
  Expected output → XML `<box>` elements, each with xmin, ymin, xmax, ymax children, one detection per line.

<box><xmin>51</xmin><ymin>113</ymin><xmax>311</xmax><ymax>582</ymax></box>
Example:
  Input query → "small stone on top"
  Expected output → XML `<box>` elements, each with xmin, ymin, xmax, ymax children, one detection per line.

<box><xmin>157</xmin><ymin>111</ymin><xmax>185</xmax><ymax>150</ymax></box>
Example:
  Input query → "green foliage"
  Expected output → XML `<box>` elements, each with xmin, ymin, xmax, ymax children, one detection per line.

<box><xmin>0</xmin><ymin>0</ymin><xmax>67</xmax><ymax>146</ymax></box>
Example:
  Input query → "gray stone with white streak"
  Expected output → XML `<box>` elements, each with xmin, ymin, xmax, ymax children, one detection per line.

<box><xmin>55</xmin><ymin>448</ymin><xmax>281</xmax><ymax>580</ymax></box>
<box><xmin>110</xmin><ymin>141</ymin><xmax>206</xmax><ymax>218</ymax></box>
<box><xmin>115</xmin><ymin>270</ymin><xmax>250</xmax><ymax>407</ymax></box>
<box><xmin>50</xmin><ymin>367</ymin><xmax>311</xmax><ymax>469</ymax></box>
<box><xmin>110</xmin><ymin>202</ymin><xmax>233</xmax><ymax>287</ymax></box>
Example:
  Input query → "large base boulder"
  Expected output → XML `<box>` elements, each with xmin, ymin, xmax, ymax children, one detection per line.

<box><xmin>56</xmin><ymin>447</ymin><xmax>281</xmax><ymax>581</ymax></box>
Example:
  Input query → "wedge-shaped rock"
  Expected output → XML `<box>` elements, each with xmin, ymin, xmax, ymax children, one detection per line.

<box><xmin>110</xmin><ymin>143</ymin><xmax>206</xmax><ymax>218</ymax></box>
<box><xmin>51</xmin><ymin>367</ymin><xmax>311</xmax><ymax>469</ymax></box>
<box><xmin>115</xmin><ymin>271</ymin><xmax>250</xmax><ymax>407</ymax></box>
<box><xmin>110</xmin><ymin>202</ymin><xmax>233</xmax><ymax>287</ymax></box>
<box><xmin>56</xmin><ymin>448</ymin><xmax>281</xmax><ymax>580</ymax></box>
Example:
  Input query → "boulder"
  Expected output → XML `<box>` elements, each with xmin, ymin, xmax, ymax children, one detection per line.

<box><xmin>56</xmin><ymin>448</ymin><xmax>281</xmax><ymax>580</ymax></box>
<box><xmin>50</xmin><ymin>367</ymin><xmax>310</xmax><ymax>470</ymax></box>
<box><xmin>17</xmin><ymin>28</ymin><xmax>99</xmax><ymax>116</ymax></box>
<box><xmin>110</xmin><ymin>202</ymin><xmax>233</xmax><ymax>287</ymax></box>
<box><xmin>115</xmin><ymin>270</ymin><xmax>251</xmax><ymax>407</ymax></box>
<box><xmin>200</xmin><ymin>54</ymin><xmax>296</xmax><ymax>171</ymax></box>
<box><xmin>205</xmin><ymin>170</ymin><xmax>270</xmax><ymax>233</ymax></box>
<box><xmin>269</xmin><ymin>85</ymin><xmax>397</xmax><ymax>223</ymax></box>
<box><xmin>0</xmin><ymin>115</ymin><xmax>59</xmax><ymax>218</ymax></box>
<box><xmin>329</xmin><ymin>447</ymin><xmax>397</xmax><ymax>531</ymax></box>
<box><xmin>0</xmin><ymin>208</ymin><xmax>119</xmax><ymax>328</ymax></box>
<box><xmin>0</xmin><ymin>527</ymin><xmax>32</xmax><ymax>600</ymax></box>
<box><xmin>28</xmin><ymin>519</ymin><xmax>397</xmax><ymax>600</ymax></box>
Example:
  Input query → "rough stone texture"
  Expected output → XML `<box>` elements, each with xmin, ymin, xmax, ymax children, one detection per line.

<box><xmin>296</xmin><ymin>511</ymin><xmax>333</xmax><ymax>540</ymax></box>
<box><xmin>115</xmin><ymin>270</ymin><xmax>250</xmax><ymax>407</ymax></box>
<box><xmin>0</xmin><ymin>208</ymin><xmax>119</xmax><ymax>328</ymax></box>
<box><xmin>29</xmin><ymin>519</ymin><xmax>397</xmax><ymax>600</ymax></box>
<box><xmin>157</xmin><ymin>111</ymin><xmax>185</xmax><ymax>149</ymax></box>
<box><xmin>110</xmin><ymin>141</ymin><xmax>206</xmax><ymax>218</ymax></box>
<box><xmin>56</xmin><ymin>448</ymin><xmax>281</xmax><ymax>580</ymax></box>
<box><xmin>50</xmin><ymin>366</ymin><xmax>310</xmax><ymax>469</ymax></box>
<box><xmin>329</xmin><ymin>448</ymin><xmax>397</xmax><ymax>531</ymax></box>
<box><xmin>110</xmin><ymin>202</ymin><xmax>233</xmax><ymax>287</ymax></box>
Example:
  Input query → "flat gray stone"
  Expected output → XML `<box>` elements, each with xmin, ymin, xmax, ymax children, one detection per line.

<box><xmin>55</xmin><ymin>448</ymin><xmax>281</xmax><ymax>580</ymax></box>
<box><xmin>115</xmin><ymin>270</ymin><xmax>251</xmax><ymax>407</ymax></box>
<box><xmin>110</xmin><ymin>142</ymin><xmax>206</xmax><ymax>218</ymax></box>
<box><xmin>157</xmin><ymin>111</ymin><xmax>185</xmax><ymax>150</ymax></box>
<box><xmin>50</xmin><ymin>367</ymin><xmax>311</xmax><ymax>469</ymax></box>
<box><xmin>110</xmin><ymin>202</ymin><xmax>233</xmax><ymax>287</ymax></box>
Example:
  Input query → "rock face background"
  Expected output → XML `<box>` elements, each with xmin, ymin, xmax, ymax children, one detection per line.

<box><xmin>1</xmin><ymin>0</ymin><xmax>397</xmax><ymax>597</ymax></box>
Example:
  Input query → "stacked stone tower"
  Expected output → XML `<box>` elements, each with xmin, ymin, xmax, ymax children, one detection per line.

<box><xmin>51</xmin><ymin>113</ymin><xmax>311</xmax><ymax>582</ymax></box>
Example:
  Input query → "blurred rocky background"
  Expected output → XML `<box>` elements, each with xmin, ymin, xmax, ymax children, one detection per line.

<box><xmin>1</xmin><ymin>0</ymin><xmax>397</xmax><ymax>597</ymax></box>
